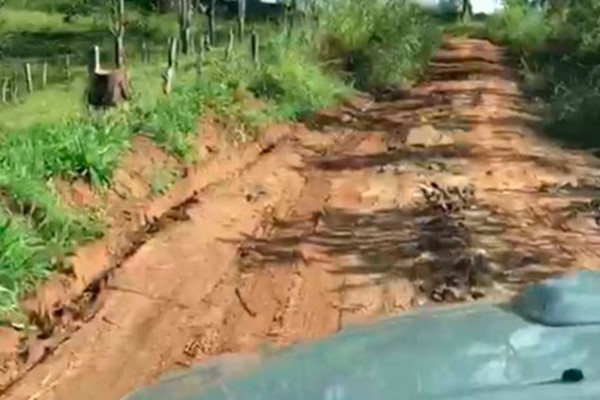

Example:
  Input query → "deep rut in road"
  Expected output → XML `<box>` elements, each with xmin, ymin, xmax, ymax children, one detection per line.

<box><xmin>5</xmin><ymin>37</ymin><xmax>600</xmax><ymax>400</ymax></box>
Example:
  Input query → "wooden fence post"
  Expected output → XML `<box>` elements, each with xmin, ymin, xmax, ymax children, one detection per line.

<box><xmin>251</xmin><ymin>30</ymin><xmax>259</xmax><ymax>66</ymax></box>
<box><xmin>208</xmin><ymin>0</ymin><xmax>216</xmax><ymax>45</ymax></box>
<box><xmin>162</xmin><ymin>37</ymin><xmax>178</xmax><ymax>96</ymax></box>
<box><xmin>178</xmin><ymin>0</ymin><xmax>192</xmax><ymax>55</ymax></box>
<box><xmin>88</xmin><ymin>45</ymin><xmax>101</xmax><ymax>77</ymax></box>
<box><xmin>42</xmin><ymin>61</ymin><xmax>48</xmax><ymax>88</ymax></box>
<box><xmin>142</xmin><ymin>41</ymin><xmax>149</xmax><ymax>64</ymax></box>
<box><xmin>225</xmin><ymin>28</ymin><xmax>234</xmax><ymax>60</ymax></box>
<box><xmin>203</xmin><ymin>32</ymin><xmax>211</xmax><ymax>53</ymax></box>
<box><xmin>237</xmin><ymin>0</ymin><xmax>246</xmax><ymax>42</ymax></box>
<box><xmin>1</xmin><ymin>78</ymin><xmax>8</xmax><ymax>103</ymax></box>
<box><xmin>65</xmin><ymin>54</ymin><xmax>72</xmax><ymax>81</ymax></box>
<box><xmin>24</xmin><ymin>63</ymin><xmax>33</xmax><ymax>93</ymax></box>
<box><xmin>196</xmin><ymin>38</ymin><xmax>205</xmax><ymax>81</ymax></box>
<box><xmin>11</xmin><ymin>75</ymin><xmax>18</xmax><ymax>101</ymax></box>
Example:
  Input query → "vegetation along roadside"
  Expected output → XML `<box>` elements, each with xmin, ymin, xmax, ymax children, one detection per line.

<box><xmin>453</xmin><ymin>0</ymin><xmax>600</xmax><ymax>151</ymax></box>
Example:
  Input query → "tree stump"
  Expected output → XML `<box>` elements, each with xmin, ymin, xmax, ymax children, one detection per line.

<box><xmin>87</xmin><ymin>68</ymin><xmax>130</xmax><ymax>108</ymax></box>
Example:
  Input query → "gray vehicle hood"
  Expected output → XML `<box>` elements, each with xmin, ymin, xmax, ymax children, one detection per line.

<box><xmin>126</xmin><ymin>271</ymin><xmax>600</xmax><ymax>400</ymax></box>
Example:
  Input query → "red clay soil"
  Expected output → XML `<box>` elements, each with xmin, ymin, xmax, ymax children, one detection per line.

<box><xmin>4</xmin><ymin>37</ymin><xmax>600</xmax><ymax>400</ymax></box>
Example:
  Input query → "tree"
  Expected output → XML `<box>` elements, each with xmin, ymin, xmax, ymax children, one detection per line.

<box><xmin>178</xmin><ymin>0</ymin><xmax>193</xmax><ymax>54</ymax></box>
<box><xmin>460</xmin><ymin>0</ymin><xmax>472</xmax><ymax>22</ymax></box>
<box><xmin>106</xmin><ymin>0</ymin><xmax>127</xmax><ymax>68</ymax></box>
<box><xmin>207</xmin><ymin>0</ymin><xmax>216</xmax><ymax>45</ymax></box>
<box><xmin>237</xmin><ymin>0</ymin><xmax>246</xmax><ymax>41</ymax></box>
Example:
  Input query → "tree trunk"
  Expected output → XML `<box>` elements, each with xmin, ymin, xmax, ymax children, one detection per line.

<box><xmin>114</xmin><ymin>0</ymin><xmax>126</xmax><ymax>68</ymax></box>
<box><xmin>208</xmin><ymin>0</ymin><xmax>216</xmax><ymax>45</ymax></box>
<box><xmin>88</xmin><ymin>45</ymin><xmax>130</xmax><ymax>108</ymax></box>
<box><xmin>115</xmin><ymin>35</ymin><xmax>125</xmax><ymax>69</ymax></box>
<box><xmin>179</xmin><ymin>0</ymin><xmax>192</xmax><ymax>55</ymax></box>
<box><xmin>460</xmin><ymin>0</ymin><xmax>472</xmax><ymax>22</ymax></box>
<box><xmin>237</xmin><ymin>0</ymin><xmax>246</xmax><ymax>42</ymax></box>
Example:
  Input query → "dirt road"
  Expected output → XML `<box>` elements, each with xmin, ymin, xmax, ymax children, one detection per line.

<box><xmin>5</xmin><ymin>37</ymin><xmax>600</xmax><ymax>400</ymax></box>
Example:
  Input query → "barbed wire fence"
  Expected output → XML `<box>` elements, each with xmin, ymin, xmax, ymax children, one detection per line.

<box><xmin>0</xmin><ymin>2</ymin><xmax>298</xmax><ymax>110</ymax></box>
<box><xmin>0</xmin><ymin>39</ymin><xmax>169</xmax><ymax>107</ymax></box>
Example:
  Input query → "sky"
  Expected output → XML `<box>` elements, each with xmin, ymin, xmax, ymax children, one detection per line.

<box><xmin>414</xmin><ymin>0</ymin><xmax>505</xmax><ymax>14</ymax></box>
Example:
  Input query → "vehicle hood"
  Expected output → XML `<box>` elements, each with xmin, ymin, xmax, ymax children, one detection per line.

<box><xmin>126</xmin><ymin>301</ymin><xmax>600</xmax><ymax>400</ymax></box>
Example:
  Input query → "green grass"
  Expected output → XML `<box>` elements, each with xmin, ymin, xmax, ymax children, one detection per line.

<box><xmin>0</xmin><ymin>210</ymin><xmax>53</xmax><ymax>320</ymax></box>
<box><xmin>0</xmin><ymin>8</ymin><xmax>94</xmax><ymax>33</ymax></box>
<box><xmin>150</xmin><ymin>166</ymin><xmax>177</xmax><ymax>196</ymax></box>
<box><xmin>0</xmin><ymin>1</ymin><xmax>440</xmax><ymax>321</ymax></box>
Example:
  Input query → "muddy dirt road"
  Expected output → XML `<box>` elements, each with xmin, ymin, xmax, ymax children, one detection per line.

<box><xmin>6</xmin><ymin>37</ymin><xmax>600</xmax><ymax>399</ymax></box>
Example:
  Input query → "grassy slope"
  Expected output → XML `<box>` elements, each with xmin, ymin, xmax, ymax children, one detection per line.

<box><xmin>0</xmin><ymin>0</ymin><xmax>440</xmax><ymax>321</ymax></box>
<box><xmin>0</xmin><ymin>6</ymin><xmax>180</xmax><ymax>130</ymax></box>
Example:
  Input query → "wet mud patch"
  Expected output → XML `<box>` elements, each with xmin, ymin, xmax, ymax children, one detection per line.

<box><xmin>236</xmin><ymin>176</ymin><xmax>513</xmax><ymax>313</ymax></box>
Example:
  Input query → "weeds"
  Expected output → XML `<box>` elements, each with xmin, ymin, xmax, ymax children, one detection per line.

<box><xmin>136</xmin><ymin>85</ymin><xmax>204</xmax><ymax>161</ymax></box>
<box><xmin>150</xmin><ymin>167</ymin><xmax>178</xmax><ymax>196</ymax></box>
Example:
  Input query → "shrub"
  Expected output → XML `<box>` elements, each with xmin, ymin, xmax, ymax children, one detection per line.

<box><xmin>485</xmin><ymin>1</ymin><xmax>549</xmax><ymax>53</ymax></box>
<box><xmin>250</xmin><ymin>34</ymin><xmax>351</xmax><ymax>120</ymax></box>
<box><xmin>318</xmin><ymin>0</ymin><xmax>441</xmax><ymax>90</ymax></box>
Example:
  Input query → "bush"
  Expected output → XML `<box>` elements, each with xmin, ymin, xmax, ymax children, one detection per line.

<box><xmin>545</xmin><ymin>67</ymin><xmax>600</xmax><ymax>145</ymax></box>
<box><xmin>318</xmin><ymin>0</ymin><xmax>441</xmax><ymax>90</ymax></box>
<box><xmin>250</xmin><ymin>34</ymin><xmax>351</xmax><ymax>120</ymax></box>
<box><xmin>486</xmin><ymin>1</ymin><xmax>549</xmax><ymax>53</ymax></box>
